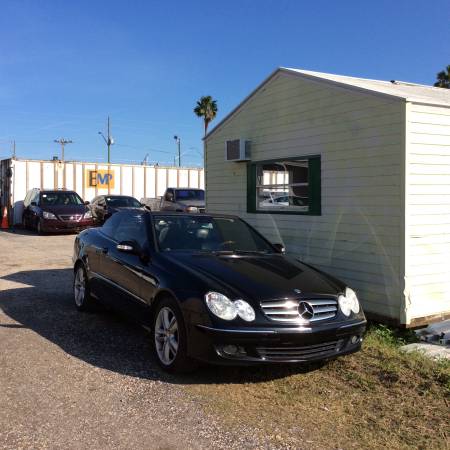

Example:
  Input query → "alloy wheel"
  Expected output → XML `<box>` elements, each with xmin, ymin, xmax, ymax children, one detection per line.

<box><xmin>154</xmin><ymin>307</ymin><xmax>179</xmax><ymax>365</ymax></box>
<box><xmin>74</xmin><ymin>267</ymin><xmax>86</xmax><ymax>307</ymax></box>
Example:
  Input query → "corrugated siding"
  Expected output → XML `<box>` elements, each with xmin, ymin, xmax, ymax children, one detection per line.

<box><xmin>205</xmin><ymin>72</ymin><xmax>405</xmax><ymax>321</ymax></box>
<box><xmin>405</xmin><ymin>103</ymin><xmax>450</xmax><ymax>321</ymax></box>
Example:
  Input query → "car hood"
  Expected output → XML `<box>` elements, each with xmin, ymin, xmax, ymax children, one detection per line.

<box><xmin>162</xmin><ymin>252</ymin><xmax>345</xmax><ymax>301</ymax></box>
<box><xmin>42</xmin><ymin>205</ymin><xmax>88</xmax><ymax>215</ymax></box>
<box><xmin>176</xmin><ymin>200</ymin><xmax>205</xmax><ymax>207</ymax></box>
<box><xmin>107</xmin><ymin>206</ymin><xmax>139</xmax><ymax>212</ymax></box>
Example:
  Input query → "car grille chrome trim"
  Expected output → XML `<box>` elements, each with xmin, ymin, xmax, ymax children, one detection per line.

<box><xmin>59</xmin><ymin>214</ymin><xmax>83</xmax><ymax>221</ymax></box>
<box><xmin>256</xmin><ymin>340</ymin><xmax>342</xmax><ymax>360</ymax></box>
<box><xmin>260</xmin><ymin>297</ymin><xmax>338</xmax><ymax>323</ymax></box>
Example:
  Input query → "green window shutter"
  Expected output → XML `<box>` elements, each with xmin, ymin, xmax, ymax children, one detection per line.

<box><xmin>247</xmin><ymin>163</ymin><xmax>256</xmax><ymax>213</ymax></box>
<box><xmin>308</xmin><ymin>156</ymin><xmax>321</xmax><ymax>215</ymax></box>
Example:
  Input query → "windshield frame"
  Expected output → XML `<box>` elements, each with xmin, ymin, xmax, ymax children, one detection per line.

<box><xmin>39</xmin><ymin>191</ymin><xmax>84</xmax><ymax>207</ymax></box>
<box><xmin>150</xmin><ymin>213</ymin><xmax>277</xmax><ymax>254</ymax></box>
<box><xmin>173</xmin><ymin>189</ymin><xmax>205</xmax><ymax>202</ymax></box>
<box><xmin>105</xmin><ymin>196</ymin><xmax>142</xmax><ymax>208</ymax></box>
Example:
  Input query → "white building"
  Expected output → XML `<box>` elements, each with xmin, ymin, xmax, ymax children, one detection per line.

<box><xmin>204</xmin><ymin>67</ymin><xmax>450</xmax><ymax>326</ymax></box>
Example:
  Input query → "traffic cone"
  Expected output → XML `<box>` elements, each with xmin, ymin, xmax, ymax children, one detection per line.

<box><xmin>1</xmin><ymin>206</ymin><xmax>9</xmax><ymax>229</ymax></box>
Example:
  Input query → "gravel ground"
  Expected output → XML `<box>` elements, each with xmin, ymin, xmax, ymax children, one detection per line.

<box><xmin>0</xmin><ymin>229</ymin><xmax>277</xmax><ymax>450</ymax></box>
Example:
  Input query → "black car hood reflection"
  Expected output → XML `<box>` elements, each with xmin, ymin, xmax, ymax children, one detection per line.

<box><xmin>162</xmin><ymin>251</ymin><xmax>344</xmax><ymax>301</ymax></box>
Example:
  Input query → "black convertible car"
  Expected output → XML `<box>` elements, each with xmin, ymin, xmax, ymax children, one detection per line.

<box><xmin>73</xmin><ymin>209</ymin><xmax>366</xmax><ymax>372</ymax></box>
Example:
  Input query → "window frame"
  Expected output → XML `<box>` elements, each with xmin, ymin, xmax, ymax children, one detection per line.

<box><xmin>247</xmin><ymin>155</ymin><xmax>321</xmax><ymax>216</ymax></box>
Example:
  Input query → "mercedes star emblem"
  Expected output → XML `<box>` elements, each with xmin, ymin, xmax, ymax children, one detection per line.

<box><xmin>298</xmin><ymin>301</ymin><xmax>314</xmax><ymax>320</ymax></box>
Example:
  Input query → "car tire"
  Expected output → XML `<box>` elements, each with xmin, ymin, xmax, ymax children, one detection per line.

<box><xmin>73</xmin><ymin>264</ymin><xmax>96</xmax><ymax>311</ymax></box>
<box><xmin>152</xmin><ymin>297</ymin><xmax>197</xmax><ymax>373</ymax></box>
<box><xmin>36</xmin><ymin>219</ymin><xmax>45</xmax><ymax>235</ymax></box>
<box><xmin>22</xmin><ymin>214</ymin><xmax>28</xmax><ymax>230</ymax></box>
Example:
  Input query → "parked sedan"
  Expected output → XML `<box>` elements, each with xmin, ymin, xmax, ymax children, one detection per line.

<box><xmin>22</xmin><ymin>188</ymin><xmax>93</xmax><ymax>234</ymax></box>
<box><xmin>89</xmin><ymin>195</ymin><xmax>142</xmax><ymax>224</ymax></box>
<box><xmin>73</xmin><ymin>210</ymin><xmax>366</xmax><ymax>372</ymax></box>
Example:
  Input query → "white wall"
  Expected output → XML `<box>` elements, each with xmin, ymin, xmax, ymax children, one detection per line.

<box><xmin>205</xmin><ymin>72</ymin><xmax>405</xmax><ymax>322</ymax></box>
<box><xmin>405</xmin><ymin>102</ymin><xmax>450</xmax><ymax>323</ymax></box>
<box><xmin>10</xmin><ymin>160</ymin><xmax>204</xmax><ymax>216</ymax></box>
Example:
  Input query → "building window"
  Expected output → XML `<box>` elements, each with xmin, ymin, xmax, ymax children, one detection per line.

<box><xmin>247</xmin><ymin>156</ymin><xmax>321</xmax><ymax>215</ymax></box>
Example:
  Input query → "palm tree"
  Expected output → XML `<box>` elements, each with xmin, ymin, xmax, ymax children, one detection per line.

<box><xmin>194</xmin><ymin>96</ymin><xmax>218</xmax><ymax>136</ymax></box>
<box><xmin>434</xmin><ymin>65</ymin><xmax>450</xmax><ymax>88</ymax></box>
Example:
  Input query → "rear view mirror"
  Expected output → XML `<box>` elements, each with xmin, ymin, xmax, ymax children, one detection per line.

<box><xmin>30</xmin><ymin>201</ymin><xmax>37</xmax><ymax>207</ymax></box>
<box><xmin>273</xmin><ymin>243</ymin><xmax>286</xmax><ymax>254</ymax></box>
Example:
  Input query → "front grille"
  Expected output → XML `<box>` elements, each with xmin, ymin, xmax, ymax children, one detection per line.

<box><xmin>59</xmin><ymin>214</ymin><xmax>82</xmax><ymax>221</ymax></box>
<box><xmin>256</xmin><ymin>340</ymin><xmax>341</xmax><ymax>361</ymax></box>
<box><xmin>260</xmin><ymin>297</ymin><xmax>338</xmax><ymax>323</ymax></box>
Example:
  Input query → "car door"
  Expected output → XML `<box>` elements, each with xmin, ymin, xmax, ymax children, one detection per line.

<box><xmin>161</xmin><ymin>189</ymin><xmax>175</xmax><ymax>211</ymax></box>
<box><xmin>99</xmin><ymin>211</ymin><xmax>152</xmax><ymax>321</ymax></box>
<box><xmin>22</xmin><ymin>190</ymin><xmax>32</xmax><ymax>225</ymax></box>
<box><xmin>94</xmin><ymin>196</ymin><xmax>106</xmax><ymax>223</ymax></box>
<box><xmin>30</xmin><ymin>190</ymin><xmax>41</xmax><ymax>228</ymax></box>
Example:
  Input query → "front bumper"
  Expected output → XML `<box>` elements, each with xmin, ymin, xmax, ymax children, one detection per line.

<box><xmin>190</xmin><ymin>319</ymin><xmax>367</xmax><ymax>365</ymax></box>
<box><xmin>41</xmin><ymin>218</ymin><xmax>94</xmax><ymax>233</ymax></box>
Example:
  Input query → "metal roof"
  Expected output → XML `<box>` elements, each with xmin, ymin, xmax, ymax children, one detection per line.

<box><xmin>205</xmin><ymin>67</ymin><xmax>450</xmax><ymax>140</ymax></box>
<box><xmin>284</xmin><ymin>68</ymin><xmax>450</xmax><ymax>107</ymax></box>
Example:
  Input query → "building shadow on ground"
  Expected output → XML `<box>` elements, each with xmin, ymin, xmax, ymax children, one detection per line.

<box><xmin>0</xmin><ymin>268</ymin><xmax>323</xmax><ymax>385</ymax></box>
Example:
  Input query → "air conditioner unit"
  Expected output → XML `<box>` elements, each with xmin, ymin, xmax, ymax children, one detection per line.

<box><xmin>225</xmin><ymin>139</ymin><xmax>251</xmax><ymax>162</ymax></box>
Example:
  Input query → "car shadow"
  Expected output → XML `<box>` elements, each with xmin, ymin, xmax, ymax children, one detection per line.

<box><xmin>0</xmin><ymin>268</ymin><xmax>324</xmax><ymax>385</ymax></box>
<box><xmin>0</xmin><ymin>228</ymin><xmax>36</xmax><ymax>236</ymax></box>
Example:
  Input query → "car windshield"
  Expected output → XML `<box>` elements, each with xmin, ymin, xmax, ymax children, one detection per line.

<box><xmin>153</xmin><ymin>215</ymin><xmax>274</xmax><ymax>253</ymax></box>
<box><xmin>174</xmin><ymin>189</ymin><xmax>204</xmax><ymax>201</ymax></box>
<box><xmin>105</xmin><ymin>196</ymin><xmax>141</xmax><ymax>208</ymax></box>
<box><xmin>40</xmin><ymin>192</ymin><xmax>83</xmax><ymax>206</ymax></box>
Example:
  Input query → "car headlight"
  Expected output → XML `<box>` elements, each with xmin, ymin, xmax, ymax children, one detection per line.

<box><xmin>205</xmin><ymin>292</ymin><xmax>255</xmax><ymax>322</ymax></box>
<box><xmin>83</xmin><ymin>210</ymin><xmax>92</xmax><ymax>219</ymax></box>
<box><xmin>234</xmin><ymin>299</ymin><xmax>256</xmax><ymax>322</ymax></box>
<box><xmin>338</xmin><ymin>287</ymin><xmax>360</xmax><ymax>316</ymax></box>
<box><xmin>186</xmin><ymin>206</ymin><xmax>199</xmax><ymax>213</ymax></box>
<box><xmin>42</xmin><ymin>211</ymin><xmax>57</xmax><ymax>220</ymax></box>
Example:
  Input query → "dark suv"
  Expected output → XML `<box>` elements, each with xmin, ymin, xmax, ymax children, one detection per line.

<box><xmin>22</xmin><ymin>188</ymin><xmax>94</xmax><ymax>234</ymax></box>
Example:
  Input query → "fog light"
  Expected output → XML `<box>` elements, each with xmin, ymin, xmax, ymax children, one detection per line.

<box><xmin>351</xmin><ymin>335</ymin><xmax>359</xmax><ymax>344</ymax></box>
<box><xmin>223</xmin><ymin>345</ymin><xmax>238</xmax><ymax>355</ymax></box>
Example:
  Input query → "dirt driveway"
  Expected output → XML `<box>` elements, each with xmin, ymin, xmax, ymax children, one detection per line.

<box><xmin>0</xmin><ymin>230</ymin><xmax>269</xmax><ymax>450</ymax></box>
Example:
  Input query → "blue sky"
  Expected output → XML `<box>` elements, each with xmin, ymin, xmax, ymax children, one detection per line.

<box><xmin>0</xmin><ymin>0</ymin><xmax>448</xmax><ymax>166</ymax></box>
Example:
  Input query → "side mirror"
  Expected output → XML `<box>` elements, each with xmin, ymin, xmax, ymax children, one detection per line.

<box><xmin>144</xmin><ymin>205</ymin><xmax>151</xmax><ymax>211</ymax></box>
<box><xmin>30</xmin><ymin>201</ymin><xmax>37</xmax><ymax>207</ymax></box>
<box><xmin>84</xmin><ymin>200</ymin><xmax>90</xmax><ymax>205</ymax></box>
<box><xmin>273</xmin><ymin>243</ymin><xmax>286</xmax><ymax>254</ymax></box>
<box><xmin>117</xmin><ymin>241</ymin><xmax>136</xmax><ymax>253</ymax></box>
<box><xmin>116</xmin><ymin>241</ymin><xmax>150</xmax><ymax>263</ymax></box>
<box><xmin>165</xmin><ymin>193</ymin><xmax>174</xmax><ymax>202</ymax></box>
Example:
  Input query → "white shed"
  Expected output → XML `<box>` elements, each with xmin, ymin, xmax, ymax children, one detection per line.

<box><xmin>204</xmin><ymin>67</ymin><xmax>450</xmax><ymax>327</ymax></box>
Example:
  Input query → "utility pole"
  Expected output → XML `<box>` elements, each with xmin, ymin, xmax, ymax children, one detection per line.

<box><xmin>173</xmin><ymin>135</ymin><xmax>181</xmax><ymax>167</ymax></box>
<box><xmin>98</xmin><ymin>116</ymin><xmax>114</xmax><ymax>163</ymax></box>
<box><xmin>12</xmin><ymin>140</ymin><xmax>16</xmax><ymax>158</ymax></box>
<box><xmin>54</xmin><ymin>138</ymin><xmax>73</xmax><ymax>161</ymax></box>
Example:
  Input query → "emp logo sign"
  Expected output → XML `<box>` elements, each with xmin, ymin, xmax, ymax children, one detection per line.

<box><xmin>86</xmin><ymin>170</ymin><xmax>115</xmax><ymax>189</ymax></box>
